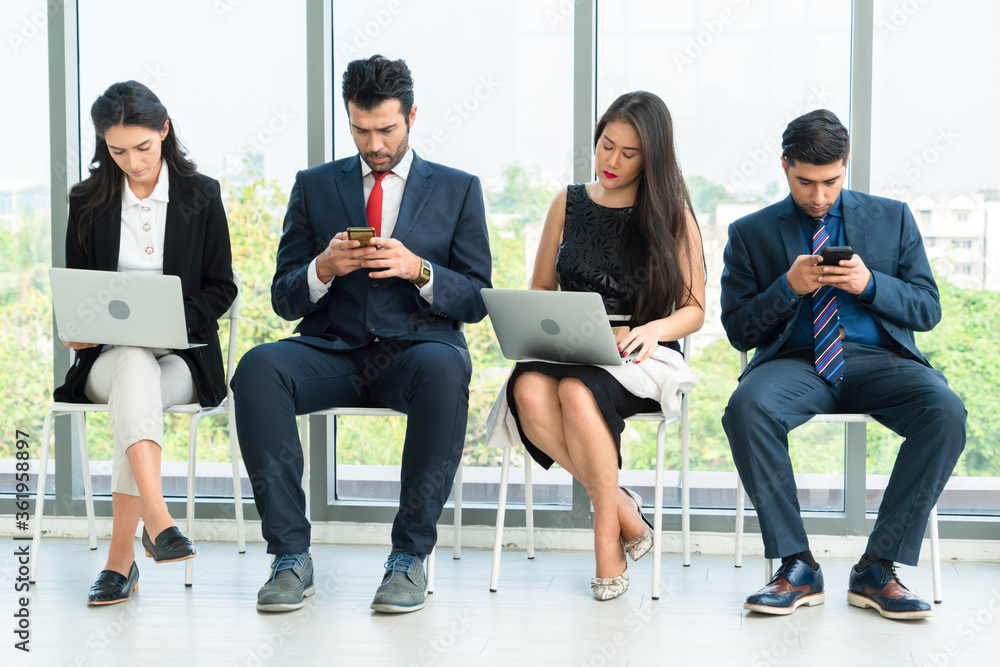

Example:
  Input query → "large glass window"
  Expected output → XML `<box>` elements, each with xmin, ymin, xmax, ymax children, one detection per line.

<box><xmin>1</xmin><ymin>1</ymin><xmax>52</xmax><ymax>494</ymax></box>
<box><xmin>598</xmin><ymin>0</ymin><xmax>852</xmax><ymax>511</ymax></box>
<box><xmin>869</xmin><ymin>0</ymin><xmax>1000</xmax><ymax>515</ymax></box>
<box><xmin>330</xmin><ymin>0</ymin><xmax>575</xmax><ymax>506</ymax></box>
<box><xmin>76</xmin><ymin>0</ymin><xmax>308</xmax><ymax>498</ymax></box>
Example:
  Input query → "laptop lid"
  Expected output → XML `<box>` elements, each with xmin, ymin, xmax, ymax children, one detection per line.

<box><xmin>481</xmin><ymin>288</ymin><xmax>625</xmax><ymax>365</ymax></box>
<box><xmin>49</xmin><ymin>268</ymin><xmax>202</xmax><ymax>349</ymax></box>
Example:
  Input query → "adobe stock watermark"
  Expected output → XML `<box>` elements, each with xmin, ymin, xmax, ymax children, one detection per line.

<box><xmin>877</xmin><ymin>0</ymin><xmax>931</xmax><ymax>39</ymax></box>
<box><xmin>239</xmin><ymin>569</ymin><xmax>343</xmax><ymax>667</ymax></box>
<box><xmin>922</xmin><ymin>589</ymin><xmax>1000</xmax><ymax>667</ymax></box>
<box><xmin>575</xmin><ymin>585</ymin><xmax>675</xmax><ymax>667</ymax></box>
<box><xmin>339</xmin><ymin>0</ymin><xmax>403</xmax><ymax>58</ymax></box>
<box><xmin>214</xmin><ymin>0</ymin><xmax>254</xmax><ymax>21</ymax></box>
<box><xmin>236</xmin><ymin>108</ymin><xmax>295</xmax><ymax>158</ymax></box>
<box><xmin>410</xmin><ymin>75</ymin><xmax>502</xmax><ymax>159</ymax></box>
<box><xmin>728</xmin><ymin>84</ymin><xmax>834</xmax><ymax>189</ymax></box>
<box><xmin>408</xmin><ymin>610</ymin><xmax>473</xmax><ymax>666</ymax></box>
<box><xmin>878</xmin><ymin>127</ymin><xmax>959</xmax><ymax>200</ymax></box>
<box><xmin>674</xmin><ymin>0</ymin><xmax>755</xmax><ymax>73</ymax></box>
<box><xmin>544</xmin><ymin>0</ymin><xmax>585</xmax><ymax>28</ymax></box>
<box><xmin>6</xmin><ymin>0</ymin><xmax>58</xmax><ymax>53</ymax></box>
<box><xmin>750</xmin><ymin>619</ymin><xmax>803</xmax><ymax>667</ymax></box>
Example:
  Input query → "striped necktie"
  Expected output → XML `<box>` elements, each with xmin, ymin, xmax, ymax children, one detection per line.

<box><xmin>811</xmin><ymin>217</ymin><xmax>845</xmax><ymax>385</ymax></box>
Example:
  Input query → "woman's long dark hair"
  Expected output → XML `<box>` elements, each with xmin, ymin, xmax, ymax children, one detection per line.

<box><xmin>70</xmin><ymin>80</ymin><xmax>197</xmax><ymax>249</ymax></box>
<box><xmin>594</xmin><ymin>91</ymin><xmax>703</xmax><ymax>327</ymax></box>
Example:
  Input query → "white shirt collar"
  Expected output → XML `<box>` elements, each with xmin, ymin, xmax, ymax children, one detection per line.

<box><xmin>122</xmin><ymin>160</ymin><xmax>170</xmax><ymax>209</ymax></box>
<box><xmin>359</xmin><ymin>148</ymin><xmax>413</xmax><ymax>182</ymax></box>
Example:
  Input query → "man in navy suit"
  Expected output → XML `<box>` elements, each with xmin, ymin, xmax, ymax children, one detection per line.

<box><xmin>721</xmin><ymin>110</ymin><xmax>965</xmax><ymax>620</ymax></box>
<box><xmin>232</xmin><ymin>55</ymin><xmax>492</xmax><ymax>614</ymax></box>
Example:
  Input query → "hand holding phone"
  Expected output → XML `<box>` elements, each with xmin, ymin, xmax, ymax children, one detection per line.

<box><xmin>819</xmin><ymin>245</ymin><xmax>853</xmax><ymax>266</ymax></box>
<box><xmin>346</xmin><ymin>227</ymin><xmax>375</xmax><ymax>248</ymax></box>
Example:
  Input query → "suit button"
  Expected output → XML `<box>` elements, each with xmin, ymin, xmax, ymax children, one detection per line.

<box><xmin>367</xmin><ymin>324</ymin><xmax>375</xmax><ymax>332</ymax></box>
<box><xmin>371</xmin><ymin>280</ymin><xmax>378</xmax><ymax>288</ymax></box>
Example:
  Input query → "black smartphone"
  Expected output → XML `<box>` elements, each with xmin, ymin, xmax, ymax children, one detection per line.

<box><xmin>346</xmin><ymin>226</ymin><xmax>375</xmax><ymax>247</ymax></box>
<box><xmin>819</xmin><ymin>245</ymin><xmax>853</xmax><ymax>266</ymax></box>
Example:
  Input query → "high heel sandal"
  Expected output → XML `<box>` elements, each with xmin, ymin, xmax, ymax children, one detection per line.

<box><xmin>619</xmin><ymin>487</ymin><xmax>654</xmax><ymax>561</ymax></box>
<box><xmin>591</xmin><ymin>565</ymin><xmax>630</xmax><ymax>600</ymax></box>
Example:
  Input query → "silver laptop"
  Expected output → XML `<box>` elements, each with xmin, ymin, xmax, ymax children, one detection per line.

<box><xmin>481</xmin><ymin>288</ymin><xmax>628</xmax><ymax>365</ymax></box>
<box><xmin>49</xmin><ymin>268</ymin><xmax>203</xmax><ymax>349</ymax></box>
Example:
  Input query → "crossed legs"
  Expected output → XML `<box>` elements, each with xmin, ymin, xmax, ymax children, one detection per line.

<box><xmin>511</xmin><ymin>371</ymin><xmax>649</xmax><ymax>578</ymax></box>
<box><xmin>85</xmin><ymin>346</ymin><xmax>197</xmax><ymax>577</ymax></box>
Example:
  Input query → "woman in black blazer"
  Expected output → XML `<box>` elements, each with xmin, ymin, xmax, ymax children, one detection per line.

<box><xmin>54</xmin><ymin>81</ymin><xmax>236</xmax><ymax>605</ymax></box>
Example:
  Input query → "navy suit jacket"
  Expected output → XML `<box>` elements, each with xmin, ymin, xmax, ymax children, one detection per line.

<box><xmin>270</xmin><ymin>152</ymin><xmax>492</xmax><ymax>364</ymax></box>
<box><xmin>721</xmin><ymin>190</ymin><xmax>940</xmax><ymax>378</ymax></box>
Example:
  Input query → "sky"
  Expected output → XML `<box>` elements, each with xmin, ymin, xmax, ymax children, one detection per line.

<box><xmin>1</xmin><ymin>0</ymin><xmax>997</xmax><ymax>197</ymax></box>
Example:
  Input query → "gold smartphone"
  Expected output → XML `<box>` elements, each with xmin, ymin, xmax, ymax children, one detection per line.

<box><xmin>346</xmin><ymin>226</ymin><xmax>375</xmax><ymax>247</ymax></box>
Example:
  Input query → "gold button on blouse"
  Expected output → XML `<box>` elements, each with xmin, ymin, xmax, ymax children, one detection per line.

<box><xmin>141</xmin><ymin>205</ymin><xmax>150</xmax><ymax>212</ymax></box>
<box><xmin>145</xmin><ymin>246</ymin><xmax>153</xmax><ymax>254</ymax></box>
<box><xmin>143</xmin><ymin>223</ymin><xmax>151</xmax><ymax>231</ymax></box>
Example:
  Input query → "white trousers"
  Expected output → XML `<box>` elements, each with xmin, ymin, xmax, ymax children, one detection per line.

<box><xmin>84</xmin><ymin>346</ymin><xmax>197</xmax><ymax>496</ymax></box>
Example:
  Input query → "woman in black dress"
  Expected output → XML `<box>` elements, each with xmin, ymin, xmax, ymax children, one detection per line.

<box><xmin>508</xmin><ymin>91</ymin><xmax>705</xmax><ymax>599</ymax></box>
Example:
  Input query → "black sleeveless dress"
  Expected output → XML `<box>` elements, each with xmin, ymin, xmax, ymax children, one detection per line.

<box><xmin>506</xmin><ymin>183</ymin><xmax>660</xmax><ymax>470</ymax></box>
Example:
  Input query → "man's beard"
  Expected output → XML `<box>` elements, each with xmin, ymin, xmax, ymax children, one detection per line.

<box><xmin>364</xmin><ymin>133</ymin><xmax>409</xmax><ymax>173</ymax></box>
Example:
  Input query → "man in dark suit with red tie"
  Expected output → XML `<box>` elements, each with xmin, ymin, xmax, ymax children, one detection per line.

<box><xmin>232</xmin><ymin>55</ymin><xmax>492</xmax><ymax>614</ymax></box>
<box><xmin>721</xmin><ymin>110</ymin><xmax>965</xmax><ymax>620</ymax></box>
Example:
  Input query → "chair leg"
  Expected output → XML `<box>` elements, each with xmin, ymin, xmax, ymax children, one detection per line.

<box><xmin>76</xmin><ymin>413</ymin><xmax>97</xmax><ymax>550</ymax></box>
<box><xmin>300</xmin><ymin>415</ymin><xmax>310</xmax><ymax>519</ymax></box>
<box><xmin>453</xmin><ymin>463</ymin><xmax>462</xmax><ymax>560</ymax></box>
<box><xmin>524</xmin><ymin>451</ymin><xmax>534</xmax><ymax>560</ymax></box>
<box><xmin>735</xmin><ymin>476</ymin><xmax>744</xmax><ymax>568</ymax></box>
<box><xmin>930</xmin><ymin>504</ymin><xmax>943</xmax><ymax>604</ymax></box>
<box><xmin>680</xmin><ymin>396</ymin><xmax>690</xmax><ymax>567</ymax></box>
<box><xmin>185</xmin><ymin>414</ymin><xmax>199</xmax><ymax>587</ymax></box>
<box><xmin>490</xmin><ymin>446</ymin><xmax>512</xmax><ymax>592</ymax></box>
<box><xmin>653</xmin><ymin>419</ymin><xmax>667</xmax><ymax>599</ymax></box>
<box><xmin>427</xmin><ymin>547</ymin><xmax>435</xmax><ymax>594</ymax></box>
<box><xmin>30</xmin><ymin>411</ymin><xmax>57</xmax><ymax>583</ymax></box>
<box><xmin>228</xmin><ymin>398</ymin><xmax>246</xmax><ymax>553</ymax></box>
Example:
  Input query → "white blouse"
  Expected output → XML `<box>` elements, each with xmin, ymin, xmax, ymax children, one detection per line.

<box><xmin>118</xmin><ymin>160</ymin><xmax>169</xmax><ymax>274</ymax></box>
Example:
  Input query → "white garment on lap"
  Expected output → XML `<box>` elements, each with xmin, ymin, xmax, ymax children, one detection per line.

<box><xmin>84</xmin><ymin>345</ymin><xmax>197</xmax><ymax>496</ymax></box>
<box><xmin>485</xmin><ymin>345</ymin><xmax>699</xmax><ymax>449</ymax></box>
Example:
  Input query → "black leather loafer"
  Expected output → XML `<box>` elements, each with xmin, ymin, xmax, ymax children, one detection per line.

<box><xmin>142</xmin><ymin>526</ymin><xmax>196</xmax><ymax>563</ymax></box>
<box><xmin>88</xmin><ymin>562</ymin><xmax>139</xmax><ymax>605</ymax></box>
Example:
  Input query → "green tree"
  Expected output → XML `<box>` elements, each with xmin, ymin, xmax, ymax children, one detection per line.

<box><xmin>685</xmin><ymin>174</ymin><xmax>728</xmax><ymax>216</ymax></box>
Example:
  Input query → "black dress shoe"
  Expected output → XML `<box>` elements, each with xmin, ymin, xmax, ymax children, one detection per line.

<box><xmin>88</xmin><ymin>562</ymin><xmax>139</xmax><ymax>605</ymax></box>
<box><xmin>142</xmin><ymin>526</ymin><xmax>196</xmax><ymax>563</ymax></box>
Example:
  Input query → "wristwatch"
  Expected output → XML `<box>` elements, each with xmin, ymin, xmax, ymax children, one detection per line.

<box><xmin>411</xmin><ymin>258</ymin><xmax>432</xmax><ymax>288</ymax></box>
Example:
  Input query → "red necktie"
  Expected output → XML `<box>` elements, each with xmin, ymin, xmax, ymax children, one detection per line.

<box><xmin>366</xmin><ymin>170</ymin><xmax>390</xmax><ymax>238</ymax></box>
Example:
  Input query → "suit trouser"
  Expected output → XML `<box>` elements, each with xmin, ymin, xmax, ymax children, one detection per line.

<box><xmin>722</xmin><ymin>343</ymin><xmax>966</xmax><ymax>566</ymax></box>
<box><xmin>231</xmin><ymin>337</ymin><xmax>470</xmax><ymax>557</ymax></box>
<box><xmin>84</xmin><ymin>346</ymin><xmax>197</xmax><ymax>496</ymax></box>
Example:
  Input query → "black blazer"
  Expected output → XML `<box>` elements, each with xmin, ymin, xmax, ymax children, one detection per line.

<box><xmin>54</xmin><ymin>171</ymin><xmax>237</xmax><ymax>407</ymax></box>
<box><xmin>721</xmin><ymin>189</ymin><xmax>940</xmax><ymax>378</ymax></box>
<box><xmin>270</xmin><ymin>152</ymin><xmax>492</xmax><ymax>366</ymax></box>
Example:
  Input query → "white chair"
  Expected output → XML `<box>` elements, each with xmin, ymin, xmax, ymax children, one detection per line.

<box><xmin>732</xmin><ymin>350</ymin><xmax>942</xmax><ymax>603</ymax></box>
<box><xmin>490</xmin><ymin>336</ymin><xmax>691</xmax><ymax>600</ymax></box>
<box><xmin>298</xmin><ymin>408</ymin><xmax>464</xmax><ymax>594</ymax></box>
<box><xmin>30</xmin><ymin>273</ymin><xmax>246</xmax><ymax>587</ymax></box>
